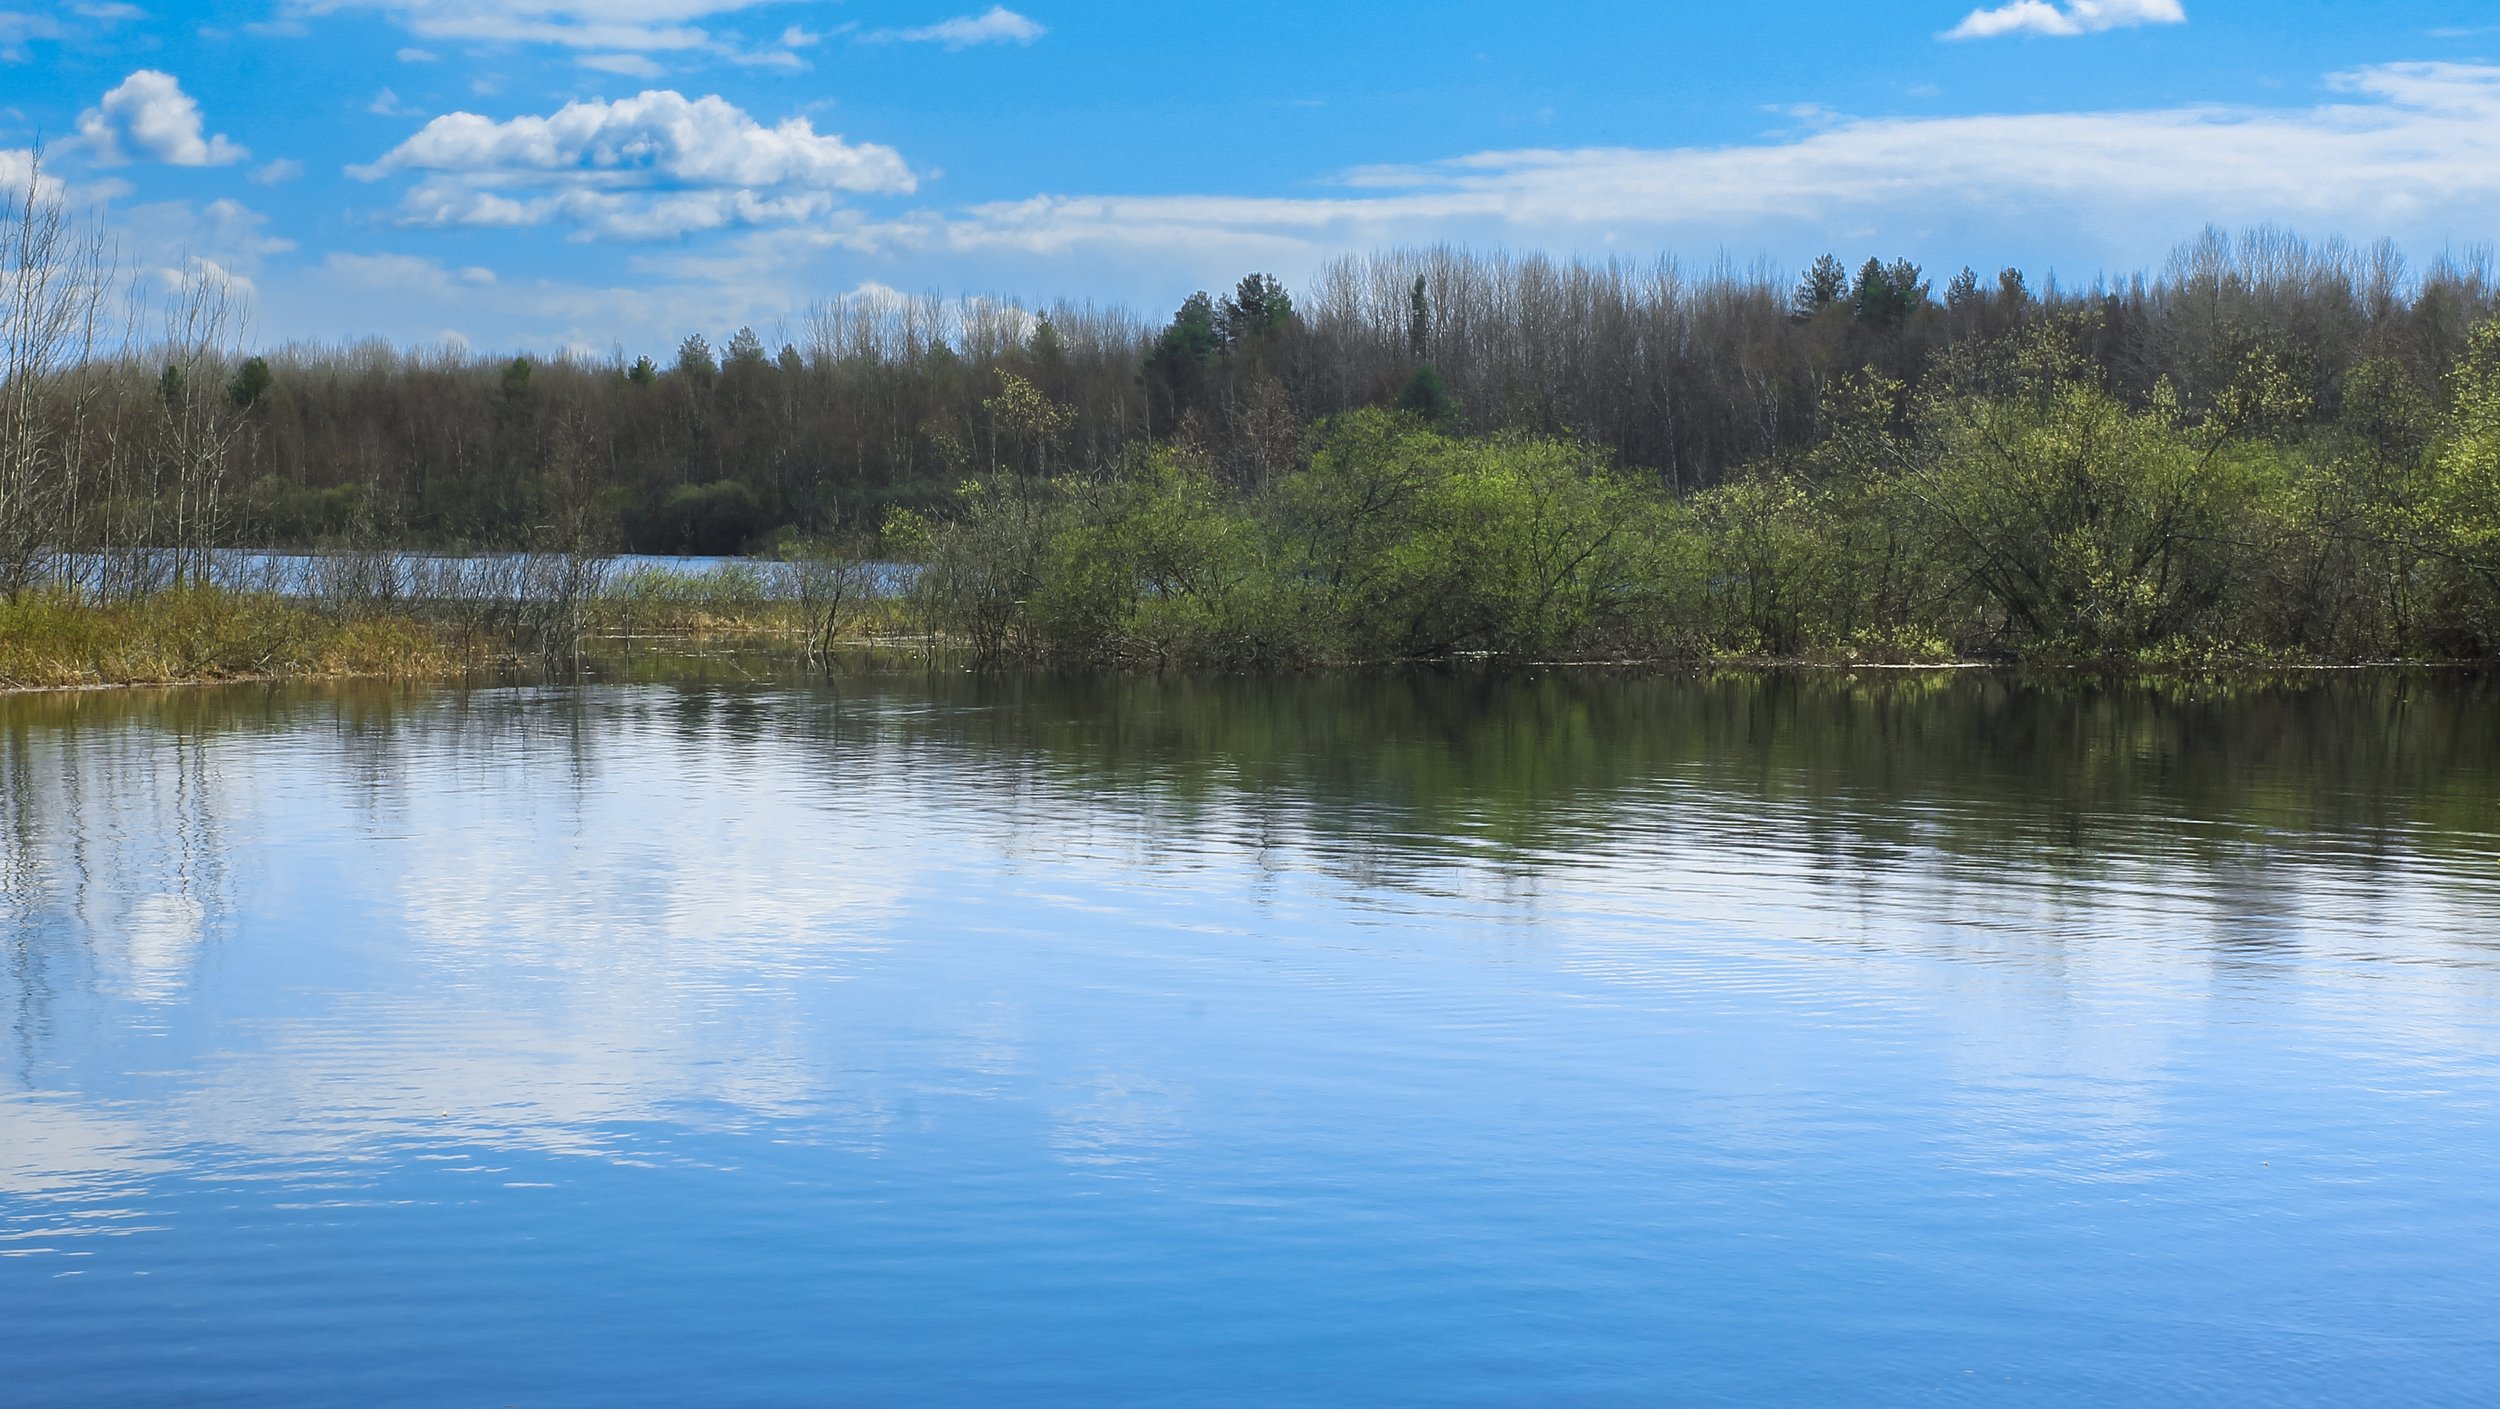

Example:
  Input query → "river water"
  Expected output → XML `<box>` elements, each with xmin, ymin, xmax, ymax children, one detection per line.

<box><xmin>3</xmin><ymin>670</ymin><xmax>2497</xmax><ymax>1406</ymax></box>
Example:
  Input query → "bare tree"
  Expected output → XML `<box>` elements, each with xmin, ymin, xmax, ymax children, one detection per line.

<box><xmin>149</xmin><ymin>259</ymin><xmax>250</xmax><ymax>586</ymax></box>
<box><xmin>0</xmin><ymin>150</ymin><xmax>115</xmax><ymax>596</ymax></box>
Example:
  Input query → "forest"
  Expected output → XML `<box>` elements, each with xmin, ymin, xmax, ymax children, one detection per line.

<box><xmin>8</xmin><ymin>155</ymin><xmax>2500</xmax><ymax>667</ymax></box>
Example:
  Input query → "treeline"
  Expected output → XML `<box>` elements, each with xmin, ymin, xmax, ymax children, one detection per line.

<box><xmin>901</xmin><ymin>310</ymin><xmax>2500</xmax><ymax>665</ymax></box>
<box><xmin>8</xmin><ymin>150</ymin><xmax>2500</xmax><ymax>661</ymax></box>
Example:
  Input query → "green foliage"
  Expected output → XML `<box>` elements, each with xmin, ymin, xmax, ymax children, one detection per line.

<box><xmin>1219</xmin><ymin>274</ymin><xmax>1295</xmax><ymax>344</ymax></box>
<box><xmin>2418</xmin><ymin>317</ymin><xmax>2500</xmax><ymax>648</ymax></box>
<box><xmin>227</xmin><ymin>356</ymin><xmax>273</xmax><ymax>410</ymax></box>
<box><xmin>675</xmin><ymin>335</ymin><xmax>718</xmax><ymax>380</ymax></box>
<box><xmin>1703</xmin><ymin>322</ymin><xmax>2326</xmax><ymax>663</ymax></box>
<box><xmin>1025</xmin><ymin>446</ymin><xmax>1292</xmax><ymax>665</ymax></box>
<box><xmin>914</xmin><ymin>410</ymin><xmax>1706</xmax><ymax>666</ymax></box>
<box><xmin>1155</xmin><ymin>293</ymin><xmax>1221</xmax><ymax>366</ymax></box>
<box><xmin>1853</xmin><ymin>258</ymin><xmax>1930</xmax><ymax>329</ymax></box>
<box><xmin>985</xmin><ymin>371</ymin><xmax>1076</xmax><ymax>474</ymax></box>
<box><xmin>1279</xmin><ymin>412</ymin><xmax>1679</xmax><ymax>659</ymax></box>
<box><xmin>1796</xmin><ymin>255</ymin><xmax>1851</xmax><ymax>315</ymax></box>
<box><xmin>1397</xmin><ymin>365</ymin><xmax>1456</xmax><ymax>425</ymax></box>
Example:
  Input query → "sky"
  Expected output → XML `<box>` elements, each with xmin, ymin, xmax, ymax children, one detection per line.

<box><xmin>7</xmin><ymin>0</ymin><xmax>2500</xmax><ymax>356</ymax></box>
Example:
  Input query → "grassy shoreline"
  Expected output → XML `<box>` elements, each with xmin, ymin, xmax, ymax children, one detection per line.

<box><xmin>4</xmin><ymin>585</ymin><xmax>2483</xmax><ymax>695</ymax></box>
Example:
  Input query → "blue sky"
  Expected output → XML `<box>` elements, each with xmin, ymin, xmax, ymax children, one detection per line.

<box><xmin>7</xmin><ymin>0</ymin><xmax>2500</xmax><ymax>355</ymax></box>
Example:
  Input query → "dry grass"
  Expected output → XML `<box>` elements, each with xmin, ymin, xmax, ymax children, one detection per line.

<box><xmin>0</xmin><ymin>587</ymin><xmax>465</xmax><ymax>690</ymax></box>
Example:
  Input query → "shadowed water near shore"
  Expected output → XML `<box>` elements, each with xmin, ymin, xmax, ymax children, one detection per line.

<box><xmin>3</xmin><ymin>670</ymin><xmax>2498</xmax><ymax>1406</ymax></box>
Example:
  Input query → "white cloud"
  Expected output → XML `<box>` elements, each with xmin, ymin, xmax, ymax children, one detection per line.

<box><xmin>577</xmin><ymin>52</ymin><xmax>666</xmax><ymax>77</ymax></box>
<box><xmin>295</xmin><ymin>0</ymin><xmax>775</xmax><ymax>52</ymax></box>
<box><xmin>396</xmin><ymin>45</ymin><xmax>437</xmax><ymax>60</ymax></box>
<box><xmin>868</xmin><ymin>6</ymin><xmax>1044</xmax><ymax>49</ymax></box>
<box><xmin>3</xmin><ymin>3</ymin><xmax>139</xmax><ymax>60</ymax></box>
<box><xmin>367</xmin><ymin>87</ymin><xmax>416</xmax><ymax>116</ymax></box>
<box><xmin>239</xmin><ymin>60</ymin><xmax>2500</xmax><ymax>353</ymax></box>
<box><xmin>352</xmin><ymin>90</ymin><xmax>915</xmax><ymax>240</ymax></box>
<box><xmin>0</xmin><ymin>10</ymin><xmax>67</xmax><ymax>61</ymax></box>
<box><xmin>249</xmin><ymin>157</ymin><xmax>305</xmax><ymax>185</ymax></box>
<box><xmin>0</xmin><ymin>146</ymin><xmax>131</xmax><ymax>207</ymax></box>
<box><xmin>76</xmin><ymin>70</ymin><xmax>248</xmax><ymax>166</ymax></box>
<box><xmin>0</xmin><ymin>146</ymin><xmax>57</xmax><ymax>199</ymax></box>
<box><xmin>118</xmin><ymin>197</ymin><xmax>296</xmax><ymax>287</ymax></box>
<box><xmin>1945</xmin><ymin>0</ymin><xmax>2185</xmax><ymax>40</ymax></box>
<box><xmin>325</xmin><ymin>251</ymin><xmax>500</xmax><ymax>292</ymax></box>
<box><xmin>862</xmin><ymin>62</ymin><xmax>2500</xmax><ymax>276</ymax></box>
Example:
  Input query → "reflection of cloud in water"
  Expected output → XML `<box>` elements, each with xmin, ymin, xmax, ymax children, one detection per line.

<box><xmin>3</xmin><ymin>724</ymin><xmax>238</xmax><ymax>1011</ymax></box>
<box><xmin>271</xmin><ymin>713</ymin><xmax>929</xmax><ymax>1164</ymax></box>
<box><xmin>5</xmin><ymin>677</ymin><xmax>2500</xmax><ymax>1218</ymax></box>
<box><xmin>0</xmin><ymin>1092</ymin><xmax>170</xmax><ymax>1200</ymax></box>
<box><xmin>116</xmin><ymin>894</ymin><xmax>206</xmax><ymax>1005</ymax></box>
<box><xmin>1051</xmin><ymin>1070</ymin><xmax>1189</xmax><ymax>1170</ymax></box>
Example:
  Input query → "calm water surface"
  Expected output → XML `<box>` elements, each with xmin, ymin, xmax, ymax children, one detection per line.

<box><xmin>3</xmin><ymin>671</ymin><xmax>2497</xmax><ymax>1406</ymax></box>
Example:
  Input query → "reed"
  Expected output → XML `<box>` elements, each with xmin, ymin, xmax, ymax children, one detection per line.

<box><xmin>0</xmin><ymin>586</ymin><xmax>461</xmax><ymax>689</ymax></box>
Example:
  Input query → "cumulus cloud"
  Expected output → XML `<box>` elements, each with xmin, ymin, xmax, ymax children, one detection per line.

<box><xmin>250</xmin><ymin>157</ymin><xmax>305</xmax><ymax>185</ymax></box>
<box><xmin>1945</xmin><ymin>0</ymin><xmax>2185</xmax><ymax>40</ymax></box>
<box><xmin>77</xmin><ymin>70</ymin><xmax>248</xmax><ymax>166</ymax></box>
<box><xmin>868</xmin><ymin>6</ymin><xmax>1045</xmax><ymax>49</ymax></box>
<box><xmin>352</xmin><ymin>90</ymin><xmax>915</xmax><ymax>240</ymax></box>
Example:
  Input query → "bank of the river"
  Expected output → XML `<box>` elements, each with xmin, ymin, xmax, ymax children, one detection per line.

<box><xmin>0</xmin><ymin>587</ymin><xmax>852</xmax><ymax>692</ymax></box>
<box><xmin>8</xmin><ymin>591</ymin><xmax>2483</xmax><ymax>694</ymax></box>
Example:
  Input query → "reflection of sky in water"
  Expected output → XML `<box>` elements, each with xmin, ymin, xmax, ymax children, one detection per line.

<box><xmin>2</xmin><ymin>677</ymin><xmax>2498</xmax><ymax>1405</ymax></box>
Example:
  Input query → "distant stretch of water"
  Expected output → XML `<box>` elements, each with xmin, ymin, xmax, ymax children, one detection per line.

<box><xmin>3</xmin><ymin>671</ymin><xmax>2496</xmax><ymax>1406</ymax></box>
<box><xmin>52</xmin><ymin>549</ymin><xmax>913</xmax><ymax>597</ymax></box>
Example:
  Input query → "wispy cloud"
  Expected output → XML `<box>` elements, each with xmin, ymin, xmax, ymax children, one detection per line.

<box><xmin>865</xmin><ymin>7</ymin><xmax>1045</xmax><ymax>50</ymax></box>
<box><xmin>294</xmin><ymin>0</ymin><xmax>766</xmax><ymax>52</ymax></box>
<box><xmin>2</xmin><ymin>2</ymin><xmax>141</xmax><ymax>60</ymax></box>
<box><xmin>352</xmin><ymin>89</ymin><xmax>915</xmax><ymax>240</ymax></box>
<box><xmin>0</xmin><ymin>11</ymin><xmax>64</xmax><ymax>63</ymax></box>
<box><xmin>77</xmin><ymin>70</ymin><xmax>248</xmax><ymax>166</ymax></box>
<box><xmin>578</xmin><ymin>52</ymin><xmax>667</xmax><ymax>77</ymax></box>
<box><xmin>854</xmin><ymin>62</ymin><xmax>2500</xmax><ymax>273</ymax></box>
<box><xmin>1945</xmin><ymin>0</ymin><xmax>2184</xmax><ymax>41</ymax></box>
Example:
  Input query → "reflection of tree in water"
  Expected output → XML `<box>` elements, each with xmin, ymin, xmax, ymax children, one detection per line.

<box><xmin>847</xmin><ymin>669</ymin><xmax>2500</xmax><ymax>871</ymax></box>
<box><xmin>4</xmin><ymin>668</ymin><xmax>2497</xmax><ymax>1042</ymax></box>
<box><xmin>2</xmin><ymin>694</ymin><xmax>252</xmax><ymax>1077</ymax></box>
<box><xmin>787</xmin><ymin>669</ymin><xmax>2500</xmax><ymax>975</ymax></box>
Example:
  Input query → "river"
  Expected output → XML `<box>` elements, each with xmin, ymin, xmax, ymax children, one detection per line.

<box><xmin>3</xmin><ymin>669</ymin><xmax>2496</xmax><ymax>1405</ymax></box>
